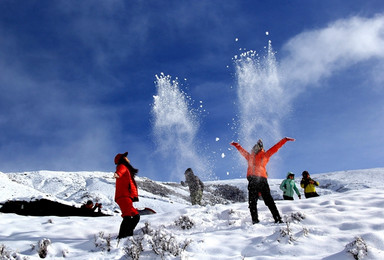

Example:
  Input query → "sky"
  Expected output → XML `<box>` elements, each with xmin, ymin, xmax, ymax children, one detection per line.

<box><xmin>1</xmin><ymin>0</ymin><xmax>384</xmax><ymax>181</ymax></box>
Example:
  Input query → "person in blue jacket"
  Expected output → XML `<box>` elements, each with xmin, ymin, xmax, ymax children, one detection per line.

<box><xmin>280</xmin><ymin>172</ymin><xmax>301</xmax><ymax>200</ymax></box>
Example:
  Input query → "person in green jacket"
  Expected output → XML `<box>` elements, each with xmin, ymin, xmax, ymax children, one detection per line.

<box><xmin>300</xmin><ymin>170</ymin><xmax>320</xmax><ymax>198</ymax></box>
<box><xmin>280</xmin><ymin>172</ymin><xmax>301</xmax><ymax>200</ymax></box>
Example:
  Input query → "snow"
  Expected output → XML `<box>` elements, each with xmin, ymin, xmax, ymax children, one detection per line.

<box><xmin>1</xmin><ymin>168</ymin><xmax>384</xmax><ymax>259</ymax></box>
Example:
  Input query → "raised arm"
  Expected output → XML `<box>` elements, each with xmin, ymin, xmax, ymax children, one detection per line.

<box><xmin>230</xmin><ymin>142</ymin><xmax>250</xmax><ymax>160</ymax></box>
<box><xmin>265</xmin><ymin>137</ymin><xmax>295</xmax><ymax>158</ymax></box>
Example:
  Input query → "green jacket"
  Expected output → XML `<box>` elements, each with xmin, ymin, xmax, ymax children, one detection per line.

<box><xmin>280</xmin><ymin>176</ymin><xmax>301</xmax><ymax>198</ymax></box>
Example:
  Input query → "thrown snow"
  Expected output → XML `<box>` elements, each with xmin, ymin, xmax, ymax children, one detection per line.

<box><xmin>1</xmin><ymin>168</ymin><xmax>384</xmax><ymax>259</ymax></box>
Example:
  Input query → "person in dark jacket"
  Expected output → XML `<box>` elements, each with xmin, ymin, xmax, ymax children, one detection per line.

<box><xmin>81</xmin><ymin>200</ymin><xmax>102</xmax><ymax>214</ymax></box>
<box><xmin>300</xmin><ymin>170</ymin><xmax>320</xmax><ymax>198</ymax></box>
<box><xmin>114</xmin><ymin>152</ymin><xmax>140</xmax><ymax>239</ymax></box>
<box><xmin>231</xmin><ymin>137</ymin><xmax>295</xmax><ymax>224</ymax></box>
<box><xmin>183</xmin><ymin>168</ymin><xmax>204</xmax><ymax>205</ymax></box>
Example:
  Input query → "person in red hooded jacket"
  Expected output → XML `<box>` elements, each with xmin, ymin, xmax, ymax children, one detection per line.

<box><xmin>231</xmin><ymin>137</ymin><xmax>295</xmax><ymax>224</ymax></box>
<box><xmin>114</xmin><ymin>152</ymin><xmax>140</xmax><ymax>239</ymax></box>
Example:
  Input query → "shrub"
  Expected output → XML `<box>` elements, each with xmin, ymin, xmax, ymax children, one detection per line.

<box><xmin>94</xmin><ymin>231</ymin><xmax>112</xmax><ymax>252</ymax></box>
<box><xmin>0</xmin><ymin>244</ymin><xmax>27</xmax><ymax>259</ymax></box>
<box><xmin>124</xmin><ymin>222</ymin><xmax>192</xmax><ymax>259</ymax></box>
<box><xmin>174</xmin><ymin>215</ymin><xmax>194</xmax><ymax>230</ymax></box>
<box><xmin>124</xmin><ymin>237</ymin><xmax>143</xmax><ymax>260</ymax></box>
<box><xmin>37</xmin><ymin>238</ymin><xmax>51</xmax><ymax>258</ymax></box>
<box><xmin>345</xmin><ymin>236</ymin><xmax>368</xmax><ymax>260</ymax></box>
<box><xmin>278</xmin><ymin>212</ymin><xmax>308</xmax><ymax>244</ymax></box>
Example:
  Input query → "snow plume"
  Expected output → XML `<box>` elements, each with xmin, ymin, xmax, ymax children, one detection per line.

<box><xmin>233</xmin><ymin>14</ymin><xmax>384</xmax><ymax>152</ymax></box>
<box><xmin>152</xmin><ymin>73</ymin><xmax>209</xmax><ymax>181</ymax></box>
<box><xmin>234</xmin><ymin>40</ymin><xmax>288</xmax><ymax>149</ymax></box>
<box><xmin>280</xmin><ymin>14</ymin><xmax>384</xmax><ymax>97</ymax></box>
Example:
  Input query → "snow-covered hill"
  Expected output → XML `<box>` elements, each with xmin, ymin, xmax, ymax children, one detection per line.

<box><xmin>1</xmin><ymin>168</ymin><xmax>383</xmax><ymax>259</ymax></box>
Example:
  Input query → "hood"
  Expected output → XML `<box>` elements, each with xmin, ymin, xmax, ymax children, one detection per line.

<box><xmin>286</xmin><ymin>172</ymin><xmax>295</xmax><ymax>179</ymax></box>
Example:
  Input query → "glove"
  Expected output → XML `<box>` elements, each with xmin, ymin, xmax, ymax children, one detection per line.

<box><xmin>285</xmin><ymin>137</ymin><xmax>295</xmax><ymax>142</ymax></box>
<box><xmin>132</xmin><ymin>197</ymin><xmax>139</xmax><ymax>202</ymax></box>
<box><xmin>230</xmin><ymin>142</ymin><xmax>239</xmax><ymax>147</ymax></box>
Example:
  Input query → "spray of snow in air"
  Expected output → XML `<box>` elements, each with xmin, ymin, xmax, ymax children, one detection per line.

<box><xmin>233</xmin><ymin>40</ymin><xmax>289</xmax><ymax>151</ymax></box>
<box><xmin>151</xmin><ymin>73</ymin><xmax>212</xmax><ymax>181</ymax></box>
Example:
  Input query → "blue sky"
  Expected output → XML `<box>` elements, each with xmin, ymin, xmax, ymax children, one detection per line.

<box><xmin>1</xmin><ymin>1</ymin><xmax>384</xmax><ymax>181</ymax></box>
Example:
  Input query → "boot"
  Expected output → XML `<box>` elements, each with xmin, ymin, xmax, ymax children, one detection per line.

<box><xmin>250</xmin><ymin>209</ymin><xmax>259</xmax><ymax>224</ymax></box>
<box><xmin>274</xmin><ymin>215</ymin><xmax>283</xmax><ymax>223</ymax></box>
<box><xmin>252</xmin><ymin>218</ymin><xmax>260</xmax><ymax>224</ymax></box>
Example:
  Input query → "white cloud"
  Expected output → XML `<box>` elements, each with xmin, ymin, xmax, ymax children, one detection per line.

<box><xmin>280</xmin><ymin>14</ymin><xmax>384</xmax><ymax>97</ymax></box>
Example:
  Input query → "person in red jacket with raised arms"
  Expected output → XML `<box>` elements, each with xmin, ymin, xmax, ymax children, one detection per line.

<box><xmin>231</xmin><ymin>137</ymin><xmax>295</xmax><ymax>224</ymax></box>
<box><xmin>114</xmin><ymin>152</ymin><xmax>140</xmax><ymax>239</ymax></box>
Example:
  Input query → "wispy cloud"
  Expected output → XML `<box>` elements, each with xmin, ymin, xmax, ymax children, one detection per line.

<box><xmin>280</xmin><ymin>14</ymin><xmax>384</xmax><ymax>97</ymax></box>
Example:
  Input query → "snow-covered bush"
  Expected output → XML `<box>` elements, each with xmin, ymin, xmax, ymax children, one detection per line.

<box><xmin>141</xmin><ymin>221</ymin><xmax>151</xmax><ymax>235</ymax></box>
<box><xmin>94</xmin><ymin>231</ymin><xmax>112</xmax><ymax>252</ymax></box>
<box><xmin>345</xmin><ymin>236</ymin><xmax>368</xmax><ymax>260</ymax></box>
<box><xmin>37</xmin><ymin>238</ymin><xmax>51</xmax><ymax>258</ymax></box>
<box><xmin>174</xmin><ymin>215</ymin><xmax>194</xmax><ymax>230</ymax></box>
<box><xmin>0</xmin><ymin>244</ymin><xmax>28</xmax><ymax>260</ymax></box>
<box><xmin>278</xmin><ymin>222</ymin><xmax>296</xmax><ymax>244</ymax></box>
<box><xmin>124</xmin><ymin>237</ymin><xmax>143</xmax><ymax>260</ymax></box>
<box><xmin>277</xmin><ymin>212</ymin><xmax>308</xmax><ymax>244</ymax></box>
<box><xmin>124</xmin><ymin>222</ymin><xmax>191</xmax><ymax>259</ymax></box>
<box><xmin>288</xmin><ymin>212</ymin><xmax>306</xmax><ymax>222</ymax></box>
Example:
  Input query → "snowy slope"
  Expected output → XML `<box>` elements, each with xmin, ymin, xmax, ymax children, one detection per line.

<box><xmin>0</xmin><ymin>168</ymin><xmax>384</xmax><ymax>259</ymax></box>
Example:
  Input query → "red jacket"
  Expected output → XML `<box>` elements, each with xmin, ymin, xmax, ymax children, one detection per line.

<box><xmin>114</xmin><ymin>164</ymin><xmax>138</xmax><ymax>201</ymax></box>
<box><xmin>232</xmin><ymin>138</ymin><xmax>289</xmax><ymax>179</ymax></box>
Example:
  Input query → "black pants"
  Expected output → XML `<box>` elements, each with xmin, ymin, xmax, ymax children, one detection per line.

<box><xmin>118</xmin><ymin>214</ymin><xmax>140</xmax><ymax>239</ymax></box>
<box><xmin>248</xmin><ymin>176</ymin><xmax>281</xmax><ymax>222</ymax></box>
<box><xmin>304</xmin><ymin>192</ymin><xmax>319</xmax><ymax>199</ymax></box>
<box><xmin>283</xmin><ymin>195</ymin><xmax>294</xmax><ymax>200</ymax></box>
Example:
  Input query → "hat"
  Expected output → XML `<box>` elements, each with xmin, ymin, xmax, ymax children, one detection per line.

<box><xmin>114</xmin><ymin>152</ymin><xmax>128</xmax><ymax>165</ymax></box>
<box><xmin>287</xmin><ymin>172</ymin><xmax>295</xmax><ymax>178</ymax></box>
<box><xmin>302</xmin><ymin>170</ymin><xmax>309</xmax><ymax>177</ymax></box>
<box><xmin>252</xmin><ymin>139</ymin><xmax>264</xmax><ymax>153</ymax></box>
